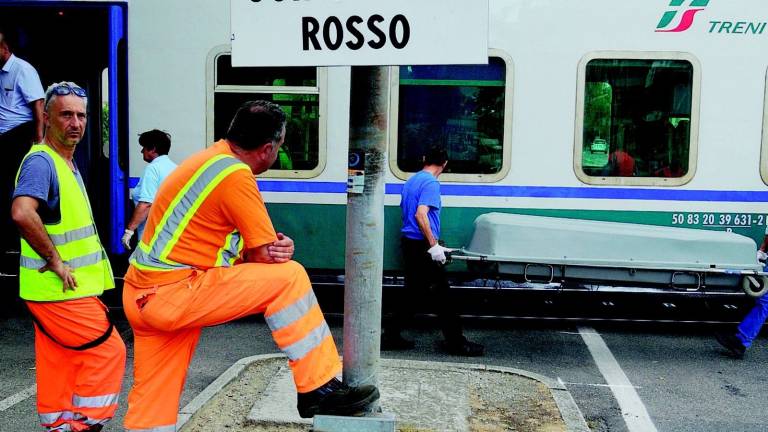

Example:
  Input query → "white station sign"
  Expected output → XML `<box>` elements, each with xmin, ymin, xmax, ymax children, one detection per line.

<box><xmin>231</xmin><ymin>0</ymin><xmax>488</xmax><ymax>66</ymax></box>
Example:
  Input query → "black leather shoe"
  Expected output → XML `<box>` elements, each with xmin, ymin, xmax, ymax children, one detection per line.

<box><xmin>715</xmin><ymin>331</ymin><xmax>746</xmax><ymax>359</ymax></box>
<box><xmin>381</xmin><ymin>334</ymin><xmax>415</xmax><ymax>351</ymax></box>
<box><xmin>297</xmin><ymin>377</ymin><xmax>380</xmax><ymax>418</ymax></box>
<box><xmin>443</xmin><ymin>339</ymin><xmax>484</xmax><ymax>357</ymax></box>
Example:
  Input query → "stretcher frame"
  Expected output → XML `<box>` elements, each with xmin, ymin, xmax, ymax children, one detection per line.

<box><xmin>451</xmin><ymin>251</ymin><xmax>768</xmax><ymax>298</ymax></box>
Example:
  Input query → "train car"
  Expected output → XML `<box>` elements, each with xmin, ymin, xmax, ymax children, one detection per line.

<box><xmin>4</xmin><ymin>0</ymin><xmax>768</xmax><ymax>296</ymax></box>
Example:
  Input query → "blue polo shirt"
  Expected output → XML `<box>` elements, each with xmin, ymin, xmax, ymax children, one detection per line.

<box><xmin>0</xmin><ymin>54</ymin><xmax>44</xmax><ymax>133</ymax></box>
<box><xmin>400</xmin><ymin>170</ymin><xmax>441</xmax><ymax>241</ymax></box>
<box><xmin>132</xmin><ymin>155</ymin><xmax>177</xmax><ymax>237</ymax></box>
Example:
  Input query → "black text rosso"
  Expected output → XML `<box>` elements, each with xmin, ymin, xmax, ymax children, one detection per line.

<box><xmin>302</xmin><ymin>15</ymin><xmax>411</xmax><ymax>50</ymax></box>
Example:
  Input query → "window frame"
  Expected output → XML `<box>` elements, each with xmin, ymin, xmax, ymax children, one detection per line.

<box><xmin>206</xmin><ymin>45</ymin><xmax>327</xmax><ymax>179</ymax></box>
<box><xmin>388</xmin><ymin>49</ymin><xmax>514</xmax><ymax>183</ymax></box>
<box><xmin>573</xmin><ymin>51</ymin><xmax>701</xmax><ymax>187</ymax></box>
<box><xmin>761</xmin><ymin>68</ymin><xmax>768</xmax><ymax>185</ymax></box>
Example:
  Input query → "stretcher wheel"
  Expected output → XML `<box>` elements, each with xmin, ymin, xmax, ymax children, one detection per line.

<box><xmin>741</xmin><ymin>275</ymin><xmax>768</xmax><ymax>298</ymax></box>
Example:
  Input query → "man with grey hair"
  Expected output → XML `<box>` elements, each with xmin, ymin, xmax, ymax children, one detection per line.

<box><xmin>12</xmin><ymin>81</ymin><xmax>125</xmax><ymax>432</ymax></box>
<box><xmin>0</xmin><ymin>25</ymin><xmax>44</xmax><ymax>251</ymax></box>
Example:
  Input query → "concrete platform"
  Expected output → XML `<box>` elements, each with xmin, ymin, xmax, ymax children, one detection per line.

<box><xmin>246</xmin><ymin>366</ymin><xmax>311</xmax><ymax>427</ymax></box>
<box><xmin>178</xmin><ymin>354</ymin><xmax>590</xmax><ymax>432</ymax></box>
<box><xmin>247</xmin><ymin>364</ymin><xmax>471</xmax><ymax>430</ymax></box>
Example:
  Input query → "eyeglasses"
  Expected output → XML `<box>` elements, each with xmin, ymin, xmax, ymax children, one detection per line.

<box><xmin>45</xmin><ymin>84</ymin><xmax>87</xmax><ymax>104</ymax></box>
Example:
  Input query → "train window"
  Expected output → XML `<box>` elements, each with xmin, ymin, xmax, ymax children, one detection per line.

<box><xmin>389</xmin><ymin>50</ymin><xmax>513</xmax><ymax>182</ymax></box>
<box><xmin>761</xmin><ymin>69</ymin><xmax>768</xmax><ymax>185</ymax></box>
<box><xmin>575</xmin><ymin>52</ymin><xmax>700</xmax><ymax>186</ymax></box>
<box><xmin>216</xmin><ymin>58</ymin><xmax>316</xmax><ymax>87</ymax></box>
<box><xmin>207</xmin><ymin>49</ymin><xmax>326</xmax><ymax>178</ymax></box>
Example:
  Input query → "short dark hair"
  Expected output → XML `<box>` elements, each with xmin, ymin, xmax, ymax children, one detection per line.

<box><xmin>225</xmin><ymin>100</ymin><xmax>286</xmax><ymax>150</ymax></box>
<box><xmin>138</xmin><ymin>129</ymin><xmax>171</xmax><ymax>155</ymax></box>
<box><xmin>424</xmin><ymin>145</ymin><xmax>448</xmax><ymax>166</ymax></box>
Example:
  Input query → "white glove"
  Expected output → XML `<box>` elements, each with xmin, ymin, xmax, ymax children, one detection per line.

<box><xmin>427</xmin><ymin>244</ymin><xmax>454</xmax><ymax>264</ymax></box>
<box><xmin>122</xmin><ymin>229</ymin><xmax>134</xmax><ymax>250</ymax></box>
<box><xmin>758</xmin><ymin>250</ymin><xmax>768</xmax><ymax>263</ymax></box>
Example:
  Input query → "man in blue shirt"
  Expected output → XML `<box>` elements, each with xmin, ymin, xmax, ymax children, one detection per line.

<box><xmin>383</xmin><ymin>146</ymin><xmax>484</xmax><ymax>356</ymax></box>
<box><xmin>122</xmin><ymin>129</ymin><xmax>177</xmax><ymax>249</ymax></box>
<box><xmin>0</xmin><ymin>26</ymin><xmax>44</xmax><ymax>251</ymax></box>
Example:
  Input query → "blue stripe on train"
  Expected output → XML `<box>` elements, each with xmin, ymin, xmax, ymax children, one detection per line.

<box><xmin>128</xmin><ymin>178</ymin><xmax>768</xmax><ymax>202</ymax></box>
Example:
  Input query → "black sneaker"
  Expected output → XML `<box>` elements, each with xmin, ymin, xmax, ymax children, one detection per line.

<box><xmin>297</xmin><ymin>377</ymin><xmax>380</xmax><ymax>418</ymax></box>
<box><xmin>715</xmin><ymin>331</ymin><xmax>746</xmax><ymax>359</ymax></box>
<box><xmin>443</xmin><ymin>339</ymin><xmax>484</xmax><ymax>357</ymax></box>
<box><xmin>381</xmin><ymin>333</ymin><xmax>415</xmax><ymax>351</ymax></box>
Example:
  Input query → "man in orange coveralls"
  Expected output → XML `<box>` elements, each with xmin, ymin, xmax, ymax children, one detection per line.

<box><xmin>12</xmin><ymin>81</ymin><xmax>126</xmax><ymax>432</ymax></box>
<box><xmin>122</xmin><ymin>100</ymin><xmax>379</xmax><ymax>431</ymax></box>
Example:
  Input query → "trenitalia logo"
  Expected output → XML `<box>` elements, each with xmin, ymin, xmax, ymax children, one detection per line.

<box><xmin>655</xmin><ymin>0</ymin><xmax>710</xmax><ymax>33</ymax></box>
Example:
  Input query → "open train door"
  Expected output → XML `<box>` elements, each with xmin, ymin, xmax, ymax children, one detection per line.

<box><xmin>0</xmin><ymin>1</ymin><xmax>128</xmax><ymax>311</ymax></box>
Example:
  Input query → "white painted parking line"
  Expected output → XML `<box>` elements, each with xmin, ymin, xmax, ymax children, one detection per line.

<box><xmin>0</xmin><ymin>385</ymin><xmax>36</xmax><ymax>411</ymax></box>
<box><xmin>578</xmin><ymin>326</ymin><xmax>657</xmax><ymax>432</ymax></box>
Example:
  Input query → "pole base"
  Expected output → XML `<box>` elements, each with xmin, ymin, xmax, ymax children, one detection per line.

<box><xmin>313</xmin><ymin>413</ymin><xmax>396</xmax><ymax>432</ymax></box>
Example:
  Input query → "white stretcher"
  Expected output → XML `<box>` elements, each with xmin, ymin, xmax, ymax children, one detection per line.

<box><xmin>450</xmin><ymin>213</ymin><xmax>768</xmax><ymax>297</ymax></box>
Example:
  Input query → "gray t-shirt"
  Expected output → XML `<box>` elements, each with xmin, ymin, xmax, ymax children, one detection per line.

<box><xmin>13</xmin><ymin>152</ymin><xmax>86</xmax><ymax>224</ymax></box>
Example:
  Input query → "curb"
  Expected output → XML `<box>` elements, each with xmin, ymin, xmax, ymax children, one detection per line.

<box><xmin>176</xmin><ymin>353</ymin><xmax>285</xmax><ymax>429</ymax></box>
<box><xmin>177</xmin><ymin>354</ymin><xmax>590</xmax><ymax>432</ymax></box>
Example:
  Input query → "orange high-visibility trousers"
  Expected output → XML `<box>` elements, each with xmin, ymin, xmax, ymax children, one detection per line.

<box><xmin>122</xmin><ymin>260</ymin><xmax>341</xmax><ymax>431</ymax></box>
<box><xmin>26</xmin><ymin>297</ymin><xmax>126</xmax><ymax>432</ymax></box>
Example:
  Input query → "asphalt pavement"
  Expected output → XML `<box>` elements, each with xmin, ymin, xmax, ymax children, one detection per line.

<box><xmin>1</xmin><ymin>308</ymin><xmax>767</xmax><ymax>431</ymax></box>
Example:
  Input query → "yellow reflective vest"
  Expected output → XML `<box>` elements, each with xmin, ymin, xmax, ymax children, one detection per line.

<box><xmin>16</xmin><ymin>144</ymin><xmax>114</xmax><ymax>301</ymax></box>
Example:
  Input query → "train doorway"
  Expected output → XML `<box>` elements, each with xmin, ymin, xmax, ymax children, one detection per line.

<box><xmin>0</xmin><ymin>1</ymin><xmax>128</xmax><ymax>259</ymax></box>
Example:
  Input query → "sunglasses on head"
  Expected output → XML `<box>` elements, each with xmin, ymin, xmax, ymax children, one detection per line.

<box><xmin>46</xmin><ymin>84</ymin><xmax>87</xmax><ymax>103</ymax></box>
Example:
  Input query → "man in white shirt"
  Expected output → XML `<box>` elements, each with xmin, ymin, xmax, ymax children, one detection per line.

<box><xmin>0</xmin><ymin>26</ymin><xmax>43</xmax><ymax>144</ymax></box>
<box><xmin>122</xmin><ymin>129</ymin><xmax>177</xmax><ymax>249</ymax></box>
<box><xmin>1</xmin><ymin>25</ymin><xmax>44</xmax><ymax>251</ymax></box>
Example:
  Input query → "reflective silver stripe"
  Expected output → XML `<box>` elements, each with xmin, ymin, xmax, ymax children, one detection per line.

<box><xmin>130</xmin><ymin>247</ymin><xmax>191</xmax><ymax>270</ymax></box>
<box><xmin>48</xmin><ymin>225</ymin><xmax>97</xmax><ymax>246</ymax></box>
<box><xmin>265</xmin><ymin>291</ymin><xmax>318</xmax><ymax>331</ymax></box>
<box><xmin>72</xmin><ymin>392</ymin><xmax>119</xmax><ymax>408</ymax></box>
<box><xmin>40</xmin><ymin>411</ymin><xmax>71</xmax><ymax>424</ymax></box>
<box><xmin>282</xmin><ymin>321</ymin><xmax>332</xmax><ymax>361</ymax></box>
<box><xmin>125</xmin><ymin>424</ymin><xmax>177</xmax><ymax>432</ymax></box>
<box><xmin>40</xmin><ymin>409</ymin><xmax>106</xmax><ymax>424</ymax></box>
<box><xmin>66</xmin><ymin>250</ymin><xmax>105</xmax><ymax>268</ymax></box>
<box><xmin>149</xmin><ymin>157</ymin><xmax>243</xmax><ymax>259</ymax></box>
<box><xmin>220</xmin><ymin>231</ymin><xmax>241</xmax><ymax>267</ymax></box>
<box><xmin>21</xmin><ymin>255</ymin><xmax>46</xmax><ymax>269</ymax></box>
<box><xmin>21</xmin><ymin>250</ymin><xmax>105</xmax><ymax>270</ymax></box>
<box><xmin>42</xmin><ymin>412</ymin><xmax>108</xmax><ymax>430</ymax></box>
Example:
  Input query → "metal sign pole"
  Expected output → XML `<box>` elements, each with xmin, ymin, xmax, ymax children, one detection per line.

<box><xmin>343</xmin><ymin>66</ymin><xmax>389</xmax><ymax>394</ymax></box>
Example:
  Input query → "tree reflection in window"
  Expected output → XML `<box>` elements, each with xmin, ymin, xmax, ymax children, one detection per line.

<box><xmin>582</xmin><ymin>59</ymin><xmax>693</xmax><ymax>178</ymax></box>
